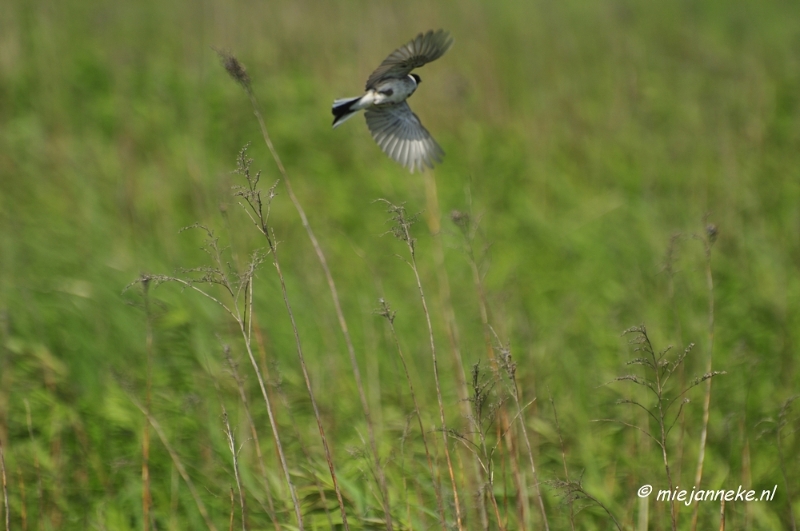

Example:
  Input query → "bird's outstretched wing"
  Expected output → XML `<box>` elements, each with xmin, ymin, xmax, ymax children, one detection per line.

<box><xmin>365</xmin><ymin>102</ymin><xmax>444</xmax><ymax>173</ymax></box>
<box><xmin>365</xmin><ymin>30</ymin><xmax>453</xmax><ymax>90</ymax></box>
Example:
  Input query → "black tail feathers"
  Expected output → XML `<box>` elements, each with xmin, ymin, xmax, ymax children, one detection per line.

<box><xmin>332</xmin><ymin>97</ymin><xmax>361</xmax><ymax>127</ymax></box>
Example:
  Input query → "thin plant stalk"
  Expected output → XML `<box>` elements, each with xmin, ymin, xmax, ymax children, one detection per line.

<box><xmin>221</xmin><ymin>406</ymin><xmax>247</xmax><ymax>531</ymax></box>
<box><xmin>129</xmin><ymin>395</ymin><xmax>219</xmax><ymax>531</ymax></box>
<box><xmin>129</xmin><ymin>226</ymin><xmax>304</xmax><ymax>529</ymax></box>
<box><xmin>0</xmin><ymin>438</ymin><xmax>8</xmax><ymax>531</ymax></box>
<box><xmin>602</xmin><ymin>326</ymin><xmax>723</xmax><ymax>531</ymax></box>
<box><xmin>491</xmin><ymin>329</ymin><xmax>549</xmax><ymax>530</ymax></box>
<box><xmin>461</xmin><ymin>363</ymin><xmax>505</xmax><ymax>530</ymax></box>
<box><xmin>134</xmin><ymin>251</ymin><xmax>304</xmax><ymax>531</ymax></box>
<box><xmin>141</xmin><ymin>280</ymin><xmax>154</xmax><ymax>531</ymax></box>
<box><xmin>15</xmin><ymin>467</ymin><xmax>26</xmax><ymax>531</ymax></box>
<box><xmin>690</xmin><ymin>223</ymin><xmax>717</xmax><ymax>531</ymax></box>
<box><xmin>382</xmin><ymin>201</ymin><xmax>464</xmax><ymax>531</ymax></box>
<box><xmin>776</xmin><ymin>397</ymin><xmax>798</xmax><ymax>531</ymax></box>
<box><xmin>224</xmin><ymin>348</ymin><xmax>281</xmax><ymax>531</ymax></box>
<box><xmin>549</xmin><ymin>394</ymin><xmax>576</xmax><ymax>531</ymax></box>
<box><xmin>234</xmin><ymin>157</ymin><xmax>350</xmax><ymax>530</ymax></box>
<box><xmin>24</xmin><ymin>399</ymin><xmax>43</xmax><ymax>530</ymax></box>
<box><xmin>378</xmin><ymin>300</ymin><xmax>447</xmax><ymax>530</ymax></box>
<box><xmin>263</xmin><ymin>345</ymin><xmax>335</xmax><ymax>530</ymax></box>
<box><xmin>451</xmin><ymin>208</ymin><xmax>529</xmax><ymax>527</ymax></box>
<box><xmin>229</xmin><ymin>488</ymin><xmax>236</xmax><ymax>531</ymax></box>
<box><xmin>219</xmin><ymin>51</ymin><xmax>392</xmax><ymax>530</ymax></box>
<box><xmin>423</xmin><ymin>173</ymin><xmax>490</xmax><ymax>529</ymax></box>
<box><xmin>234</xmin><ymin>294</ymin><xmax>304</xmax><ymax>530</ymax></box>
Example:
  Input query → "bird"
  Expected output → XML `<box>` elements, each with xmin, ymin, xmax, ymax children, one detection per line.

<box><xmin>332</xmin><ymin>29</ymin><xmax>453</xmax><ymax>173</ymax></box>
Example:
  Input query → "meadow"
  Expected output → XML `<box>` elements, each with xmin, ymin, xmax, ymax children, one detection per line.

<box><xmin>1</xmin><ymin>0</ymin><xmax>798</xmax><ymax>529</ymax></box>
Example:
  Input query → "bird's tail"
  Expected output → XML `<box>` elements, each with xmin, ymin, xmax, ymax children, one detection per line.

<box><xmin>332</xmin><ymin>96</ymin><xmax>364</xmax><ymax>128</ymax></box>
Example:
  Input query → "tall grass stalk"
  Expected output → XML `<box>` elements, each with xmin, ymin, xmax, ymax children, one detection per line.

<box><xmin>777</xmin><ymin>397</ymin><xmax>798</xmax><ymax>531</ymax></box>
<box><xmin>690</xmin><ymin>222</ymin><xmax>717</xmax><ymax>531</ymax></box>
<box><xmin>140</xmin><ymin>280</ymin><xmax>154</xmax><ymax>531</ymax></box>
<box><xmin>381</xmin><ymin>200</ymin><xmax>464</xmax><ymax>531</ymax></box>
<box><xmin>451</xmin><ymin>208</ymin><xmax>530</xmax><ymax>527</ymax></box>
<box><xmin>600</xmin><ymin>325</ymin><xmax>725</xmax><ymax>530</ymax></box>
<box><xmin>23</xmin><ymin>399</ymin><xmax>42</xmax><ymax>528</ymax></box>
<box><xmin>221</xmin><ymin>404</ymin><xmax>247</xmax><ymax>531</ymax></box>
<box><xmin>0</xmin><ymin>438</ymin><xmax>8</xmax><ymax>531</ymax></box>
<box><xmin>223</xmin><ymin>348</ymin><xmax>281</xmax><ymax>531</ymax></box>
<box><xmin>219</xmin><ymin>50</ymin><xmax>393</xmax><ymax>530</ymax></box>
<box><xmin>549</xmin><ymin>394</ymin><xmax>576</xmax><ymax>531</ymax></box>
<box><xmin>377</xmin><ymin>299</ymin><xmax>447</xmax><ymax>530</ymax></box>
<box><xmin>491</xmin><ymin>329</ymin><xmax>549</xmax><ymax>530</ymax></box>
<box><xmin>233</xmin><ymin>154</ymin><xmax>350</xmax><ymax>530</ymax></box>
<box><xmin>461</xmin><ymin>363</ymin><xmax>505</xmax><ymax>530</ymax></box>
<box><xmin>423</xmin><ymin>174</ymin><xmax>491</xmax><ymax>529</ymax></box>
<box><xmin>210</xmin><ymin>352</ymin><xmax>249</xmax><ymax>531</ymax></box>
<box><xmin>128</xmin><ymin>217</ymin><xmax>304</xmax><ymax>529</ymax></box>
<box><xmin>662</xmin><ymin>234</ymin><xmax>687</xmax><ymax>494</ymax></box>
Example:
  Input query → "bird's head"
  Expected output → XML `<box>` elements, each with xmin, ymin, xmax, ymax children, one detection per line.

<box><xmin>410</xmin><ymin>73</ymin><xmax>421</xmax><ymax>85</ymax></box>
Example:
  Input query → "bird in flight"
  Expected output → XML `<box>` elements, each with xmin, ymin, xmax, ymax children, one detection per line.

<box><xmin>332</xmin><ymin>30</ymin><xmax>453</xmax><ymax>173</ymax></box>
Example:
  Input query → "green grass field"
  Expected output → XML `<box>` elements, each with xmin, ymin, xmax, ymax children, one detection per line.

<box><xmin>1</xmin><ymin>0</ymin><xmax>798</xmax><ymax>529</ymax></box>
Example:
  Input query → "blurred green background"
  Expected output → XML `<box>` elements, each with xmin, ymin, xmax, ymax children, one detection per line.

<box><xmin>1</xmin><ymin>0</ymin><xmax>798</xmax><ymax>529</ymax></box>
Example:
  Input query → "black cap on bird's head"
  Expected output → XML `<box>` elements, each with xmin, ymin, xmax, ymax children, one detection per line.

<box><xmin>410</xmin><ymin>73</ymin><xmax>421</xmax><ymax>84</ymax></box>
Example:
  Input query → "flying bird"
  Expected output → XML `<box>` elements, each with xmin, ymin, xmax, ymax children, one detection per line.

<box><xmin>332</xmin><ymin>30</ymin><xmax>453</xmax><ymax>173</ymax></box>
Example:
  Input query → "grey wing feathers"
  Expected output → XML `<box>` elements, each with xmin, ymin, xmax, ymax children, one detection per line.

<box><xmin>365</xmin><ymin>30</ymin><xmax>453</xmax><ymax>89</ymax></box>
<box><xmin>365</xmin><ymin>102</ymin><xmax>444</xmax><ymax>173</ymax></box>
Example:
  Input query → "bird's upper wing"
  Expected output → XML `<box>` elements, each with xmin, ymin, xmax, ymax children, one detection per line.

<box><xmin>365</xmin><ymin>30</ymin><xmax>453</xmax><ymax>90</ymax></box>
<box><xmin>364</xmin><ymin>101</ymin><xmax>444</xmax><ymax>173</ymax></box>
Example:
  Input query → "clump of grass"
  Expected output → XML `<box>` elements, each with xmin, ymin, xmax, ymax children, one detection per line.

<box><xmin>450</xmin><ymin>207</ymin><xmax>531</xmax><ymax>529</ymax></box>
<box><xmin>125</xmin><ymin>153</ymin><xmax>304</xmax><ymax>528</ymax></box>
<box><xmin>548</xmin><ymin>393</ymin><xmax>576</xmax><ymax>531</ymax></box>
<box><xmin>376</xmin><ymin>298</ymin><xmax>447</xmax><ymax>530</ymax></box>
<box><xmin>458</xmin><ymin>361</ymin><xmax>506</xmax><ymax>529</ymax></box>
<box><xmin>491</xmin><ymin>330</ymin><xmax>549</xmax><ymax>530</ymax></box>
<box><xmin>127</xmin><ymin>392</ymin><xmax>219</xmax><ymax>531</ymax></box>
<box><xmin>380</xmin><ymin>199</ymin><xmax>465</xmax><ymax>531</ymax></box>
<box><xmin>234</xmin><ymin>146</ymin><xmax>350</xmax><ymax>530</ymax></box>
<box><xmin>757</xmin><ymin>395</ymin><xmax>799</xmax><ymax>531</ymax></box>
<box><xmin>218</xmin><ymin>48</ymin><xmax>393</xmax><ymax>531</ymax></box>
<box><xmin>549</xmin><ymin>472</ymin><xmax>623</xmax><ymax>531</ymax></box>
<box><xmin>222</xmin><ymin>346</ymin><xmax>281</xmax><ymax>531</ymax></box>
<box><xmin>597</xmin><ymin>325</ymin><xmax>725</xmax><ymax>531</ymax></box>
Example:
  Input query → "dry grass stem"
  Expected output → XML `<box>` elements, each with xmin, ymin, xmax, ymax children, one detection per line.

<box><xmin>219</xmin><ymin>49</ymin><xmax>393</xmax><ymax>530</ymax></box>
<box><xmin>490</xmin><ymin>329</ymin><xmax>549</xmax><ymax>530</ymax></box>
<box><xmin>234</xmin><ymin>149</ymin><xmax>350</xmax><ymax>530</ymax></box>
<box><xmin>0</xmin><ymin>439</ymin><xmax>8</xmax><ymax>531</ymax></box>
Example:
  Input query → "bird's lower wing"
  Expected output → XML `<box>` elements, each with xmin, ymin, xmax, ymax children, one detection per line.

<box><xmin>364</xmin><ymin>102</ymin><xmax>444</xmax><ymax>173</ymax></box>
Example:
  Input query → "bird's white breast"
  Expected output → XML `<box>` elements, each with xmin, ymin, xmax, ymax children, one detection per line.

<box><xmin>370</xmin><ymin>76</ymin><xmax>418</xmax><ymax>106</ymax></box>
